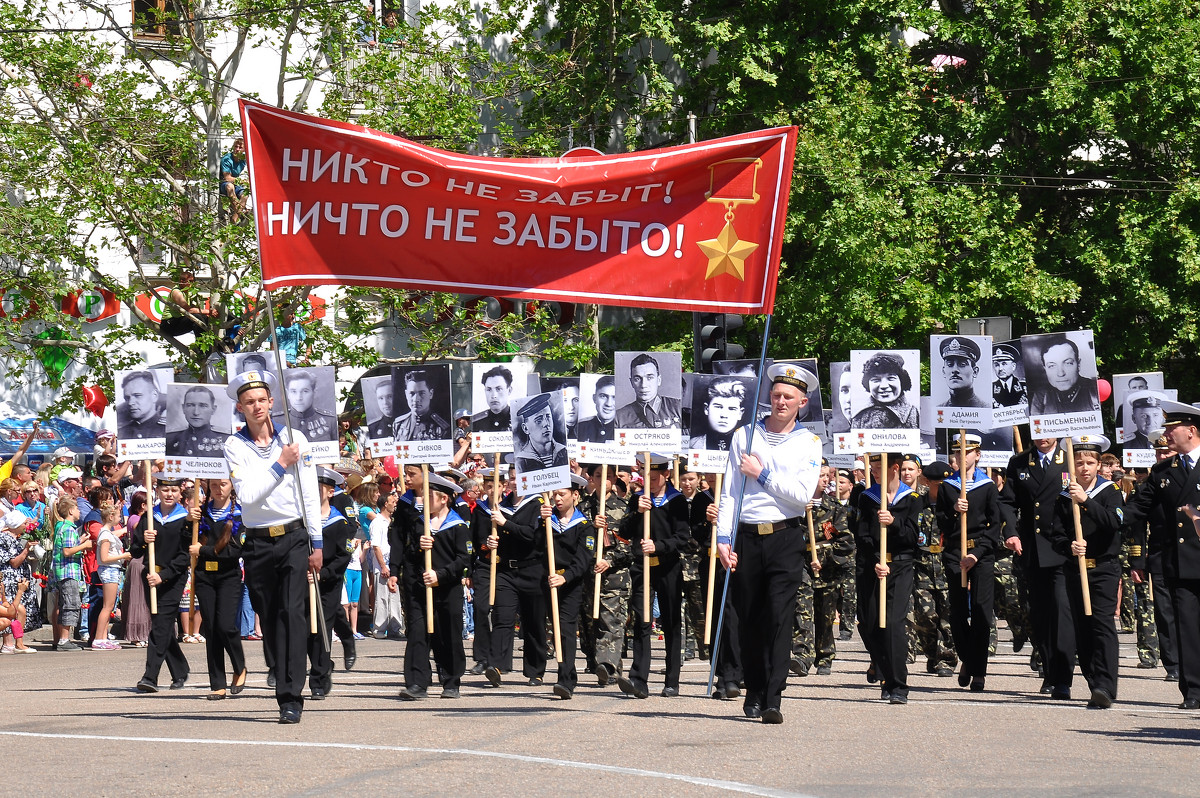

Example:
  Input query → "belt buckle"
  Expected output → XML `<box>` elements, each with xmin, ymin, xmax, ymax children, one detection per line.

<box><xmin>648</xmin><ymin>556</ymin><xmax>660</xmax><ymax>567</ymax></box>
<box><xmin>205</xmin><ymin>561</ymin><xmax>218</xmax><ymax>571</ymax></box>
<box><xmin>269</xmin><ymin>524</ymin><xmax>286</xmax><ymax>537</ymax></box>
<box><xmin>966</xmin><ymin>538</ymin><xmax>975</xmax><ymax>550</ymax></box>
<box><xmin>757</xmin><ymin>523</ymin><xmax>774</xmax><ymax>536</ymax></box>
<box><xmin>154</xmin><ymin>565</ymin><xmax>162</xmax><ymax>573</ymax></box>
<box><xmin>885</xmin><ymin>553</ymin><xmax>893</xmax><ymax>563</ymax></box>
<box><xmin>1085</xmin><ymin>558</ymin><xmax>1096</xmax><ymax>569</ymax></box>
<box><xmin>507</xmin><ymin>559</ymin><xmax>519</xmax><ymax>569</ymax></box>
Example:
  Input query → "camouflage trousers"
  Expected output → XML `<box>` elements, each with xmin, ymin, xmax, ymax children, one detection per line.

<box><xmin>683</xmin><ymin>578</ymin><xmax>709</xmax><ymax>660</ymax></box>
<box><xmin>581</xmin><ymin>567</ymin><xmax>631</xmax><ymax>673</ymax></box>
<box><xmin>1120</xmin><ymin>553</ymin><xmax>1135</xmax><ymax>631</ymax></box>
<box><xmin>1124</xmin><ymin>565</ymin><xmax>1160</xmax><ymax>665</ymax></box>
<box><xmin>837</xmin><ymin>562</ymin><xmax>857</xmax><ymax>634</ymax></box>
<box><xmin>790</xmin><ymin>564</ymin><xmax>815</xmax><ymax>673</ymax></box>
<box><xmin>813</xmin><ymin>561</ymin><xmax>850</xmax><ymax>667</ymax></box>
<box><xmin>907</xmin><ymin>551</ymin><xmax>956</xmax><ymax>671</ymax></box>
<box><xmin>991</xmin><ymin>556</ymin><xmax>1031</xmax><ymax>656</ymax></box>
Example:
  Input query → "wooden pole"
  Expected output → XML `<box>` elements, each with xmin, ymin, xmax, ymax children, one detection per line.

<box><xmin>489</xmin><ymin>453</ymin><xmax>500</xmax><ymax>606</ymax></box>
<box><xmin>422</xmin><ymin>464</ymin><xmax>434</xmax><ymax>634</ymax></box>
<box><xmin>592</xmin><ymin>464</ymin><xmax>608</xmax><ymax>619</ymax></box>
<box><xmin>308</xmin><ymin>576</ymin><xmax>318</xmax><ymax>633</ymax></box>
<box><xmin>959</xmin><ymin>430</ymin><xmax>969</xmax><ymax>589</ymax></box>
<box><xmin>145</xmin><ymin>461</ymin><xmax>157</xmax><ymax>615</ymax></box>
<box><xmin>806</xmin><ymin>504</ymin><xmax>820</xmax><ymax>572</ymax></box>
<box><xmin>703</xmin><ymin>473</ymin><xmax>723</xmax><ymax>646</ymax></box>
<box><xmin>878</xmin><ymin>455</ymin><xmax>888</xmax><ymax>629</ymax></box>
<box><xmin>642</xmin><ymin>452</ymin><xmax>652</xmax><ymax>623</ymax></box>
<box><xmin>187</xmin><ymin>483</ymin><xmax>203</xmax><ymax>614</ymax></box>
<box><xmin>544</xmin><ymin>493</ymin><xmax>563</xmax><ymax>663</ymax></box>
<box><xmin>1064</xmin><ymin>437</ymin><xmax>1093</xmax><ymax>616</ymax></box>
<box><xmin>1012</xmin><ymin>425</ymin><xmax>1024</xmax><ymax>454</ymax></box>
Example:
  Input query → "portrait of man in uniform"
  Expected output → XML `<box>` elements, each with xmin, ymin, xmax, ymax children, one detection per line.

<box><xmin>1126</xmin><ymin>394</ymin><xmax>1165</xmax><ymax>450</ymax></box>
<box><xmin>849</xmin><ymin>351</ymin><xmax>918</xmax><ymax>429</ymax></box>
<box><xmin>991</xmin><ymin>342</ymin><xmax>1026</xmax><ymax>408</ymax></box>
<box><xmin>393</xmin><ymin>367</ymin><xmax>451</xmax><ymax>442</ymax></box>
<box><xmin>541</xmin><ymin>377</ymin><xmax>580</xmax><ymax>439</ymax></box>
<box><xmin>472</xmin><ymin>365</ymin><xmax>514</xmax><ymax>432</ymax></box>
<box><xmin>935</xmin><ymin>336</ymin><xmax>990</xmax><ymax>409</ymax></box>
<box><xmin>576</xmin><ymin>375</ymin><xmax>617</xmax><ymax>444</ymax></box>
<box><xmin>166</xmin><ymin>385</ymin><xmax>229</xmax><ymax>457</ymax></box>
<box><xmin>511</xmin><ymin>392</ymin><xmax>568</xmax><ymax>472</ymax></box>
<box><xmin>614</xmin><ymin>352</ymin><xmax>681</xmax><ymax>429</ymax></box>
<box><xmin>687</xmin><ymin>377</ymin><xmax>751</xmax><ymax>452</ymax></box>
<box><xmin>117</xmin><ymin>370</ymin><xmax>167</xmax><ymax>440</ymax></box>
<box><xmin>363</xmin><ymin>373</ymin><xmax>396</xmax><ymax>440</ymax></box>
<box><xmin>272</xmin><ymin>368</ymin><xmax>337</xmax><ymax>444</ymax></box>
<box><xmin>1024</xmin><ymin>332</ymin><xmax>1101</xmax><ymax>416</ymax></box>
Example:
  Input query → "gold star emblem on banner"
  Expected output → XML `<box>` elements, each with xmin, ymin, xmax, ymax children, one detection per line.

<box><xmin>698</xmin><ymin>220</ymin><xmax>758</xmax><ymax>281</ymax></box>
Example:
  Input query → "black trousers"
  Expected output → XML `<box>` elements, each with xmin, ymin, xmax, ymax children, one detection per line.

<box><xmin>403</xmin><ymin>572</ymin><xmax>465</xmax><ymax>690</ymax></box>
<box><xmin>1150</xmin><ymin>556</ymin><xmax>1178</xmax><ymax>669</ymax></box>
<box><xmin>490</xmin><ymin>567</ymin><xmax>548</xmax><ymax>677</ymax></box>
<box><xmin>142</xmin><ymin>577</ymin><xmax>189</xmax><ymax>684</ymax></box>
<box><xmin>243</xmin><ymin>530</ymin><xmax>310</xmax><ymax>709</ymax></box>
<box><xmin>946</xmin><ymin>557</ymin><xmax>995</xmax><ymax>679</ymax></box>
<box><xmin>1066</xmin><ymin>559</ymin><xmax>1120</xmax><ymax>698</ymax></box>
<box><xmin>195</xmin><ymin>568</ymin><xmax>246</xmax><ymax>691</ymax></box>
<box><xmin>1028</xmin><ymin>563</ymin><xmax>1075</xmax><ymax>687</ymax></box>
<box><xmin>629</xmin><ymin>559</ymin><xmax>683</xmax><ymax>691</ymax></box>
<box><xmin>732</xmin><ymin>529</ymin><xmax>805</xmax><ymax>711</ymax></box>
<box><xmin>711</xmin><ymin>562</ymin><xmax>743</xmax><ymax>688</ymax></box>
<box><xmin>307</xmin><ymin>578</ymin><xmax>348</xmax><ymax>693</ymax></box>
<box><xmin>471</xmin><ymin>562</ymin><xmax>493</xmax><ymax>666</ymax></box>
<box><xmin>548</xmin><ymin>580</ymin><xmax>583</xmax><ymax>691</ymax></box>
<box><xmin>1170</xmin><ymin>578</ymin><xmax>1200</xmax><ymax>702</ymax></box>
<box><xmin>242</xmin><ymin>539</ymin><xmax>275</xmax><ymax>674</ymax></box>
<box><xmin>858</xmin><ymin>557</ymin><xmax>914</xmax><ymax>697</ymax></box>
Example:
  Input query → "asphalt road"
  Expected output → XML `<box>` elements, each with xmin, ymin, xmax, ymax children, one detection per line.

<box><xmin>2</xmin><ymin>624</ymin><xmax>1198</xmax><ymax>797</ymax></box>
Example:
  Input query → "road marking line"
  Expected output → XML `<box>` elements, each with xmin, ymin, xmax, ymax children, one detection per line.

<box><xmin>0</xmin><ymin>730</ymin><xmax>816</xmax><ymax>798</ymax></box>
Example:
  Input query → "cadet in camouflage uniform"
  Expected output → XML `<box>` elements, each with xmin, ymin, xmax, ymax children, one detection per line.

<box><xmin>790</xmin><ymin>553</ymin><xmax>816</xmax><ymax>677</ymax></box>
<box><xmin>834</xmin><ymin>469</ymin><xmax>858</xmax><ymax>640</ymax></box>
<box><xmin>581</xmin><ymin>466</ymin><xmax>633</xmax><ymax>685</ymax></box>
<box><xmin>809</xmin><ymin>465</ymin><xmax>853</xmax><ymax>674</ymax></box>
<box><xmin>991</xmin><ymin>468</ymin><xmax>1032</xmax><ymax>657</ymax></box>
<box><xmin>908</xmin><ymin>460</ymin><xmax>957</xmax><ymax>676</ymax></box>
<box><xmin>1121</xmin><ymin>493</ymin><xmax>1160</xmax><ymax>667</ymax></box>
<box><xmin>679</xmin><ymin>469</ymin><xmax>712</xmax><ymax>661</ymax></box>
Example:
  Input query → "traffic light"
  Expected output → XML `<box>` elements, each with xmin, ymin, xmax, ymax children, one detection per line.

<box><xmin>693</xmin><ymin>312</ymin><xmax>745</xmax><ymax>372</ymax></box>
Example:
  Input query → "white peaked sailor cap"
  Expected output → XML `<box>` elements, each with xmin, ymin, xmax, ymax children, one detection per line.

<box><xmin>1070</xmin><ymin>434</ymin><xmax>1110</xmax><ymax>453</ymax></box>
<box><xmin>767</xmin><ymin>363</ymin><xmax>817</xmax><ymax>393</ymax></box>
<box><xmin>227</xmin><ymin>369</ymin><xmax>279</xmax><ymax>400</ymax></box>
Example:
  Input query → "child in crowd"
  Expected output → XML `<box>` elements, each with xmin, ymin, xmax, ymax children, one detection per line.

<box><xmin>93</xmin><ymin>504</ymin><xmax>131</xmax><ymax>650</ymax></box>
<box><xmin>1</xmin><ymin>579</ymin><xmax>36</xmax><ymax>653</ymax></box>
<box><xmin>50</xmin><ymin>495</ymin><xmax>88</xmax><ymax>651</ymax></box>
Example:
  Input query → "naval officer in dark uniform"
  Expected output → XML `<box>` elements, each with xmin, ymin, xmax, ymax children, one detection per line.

<box><xmin>167</xmin><ymin>385</ymin><xmax>226</xmax><ymax>457</ymax></box>
<box><xmin>991</xmin><ymin>343</ymin><xmax>1026</xmax><ymax>408</ymax></box>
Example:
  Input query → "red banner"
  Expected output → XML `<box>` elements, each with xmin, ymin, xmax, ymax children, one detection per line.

<box><xmin>240</xmin><ymin>100</ymin><xmax>796</xmax><ymax>314</ymax></box>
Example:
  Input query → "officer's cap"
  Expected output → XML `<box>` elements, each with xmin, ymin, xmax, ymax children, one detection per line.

<box><xmin>153</xmin><ymin>473</ymin><xmax>183</xmax><ymax>486</ymax></box>
<box><xmin>635</xmin><ymin>452</ymin><xmax>673</xmax><ymax>470</ymax></box>
<box><xmin>227</xmin><ymin>369</ymin><xmax>278</xmax><ymax>400</ymax></box>
<box><xmin>1070</xmin><ymin>434</ymin><xmax>1110</xmax><ymax>454</ymax></box>
<box><xmin>951</xmin><ymin>433</ymin><xmax>983</xmax><ymax>451</ymax></box>
<box><xmin>992</xmin><ymin>343</ymin><xmax>1019</xmax><ymax>363</ymax></box>
<box><xmin>767</xmin><ymin>362</ymin><xmax>817</xmax><ymax>393</ymax></box>
<box><xmin>317</xmin><ymin>466</ymin><xmax>344</xmax><ymax>487</ymax></box>
<box><xmin>1154</xmin><ymin>435</ymin><xmax>1172</xmax><ymax>451</ymax></box>
<box><xmin>427</xmin><ymin>472</ymin><xmax>462</xmax><ymax>497</ymax></box>
<box><xmin>1161</xmin><ymin>399</ymin><xmax>1200</xmax><ymax>429</ymax></box>
<box><xmin>939</xmin><ymin>337</ymin><xmax>980</xmax><ymax>363</ymax></box>
<box><xmin>1129</xmin><ymin>391</ymin><xmax>1162</xmax><ymax>410</ymax></box>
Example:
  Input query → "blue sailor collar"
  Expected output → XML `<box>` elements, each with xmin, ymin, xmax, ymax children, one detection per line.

<box><xmin>1060</xmin><ymin>475</ymin><xmax>1112</xmax><ymax>500</ymax></box>
<box><xmin>863</xmin><ymin>481</ymin><xmax>916</xmax><ymax>506</ymax></box>
<box><xmin>399</xmin><ymin>489</ymin><xmax>419</xmax><ymax>507</ymax></box>
<box><xmin>646</xmin><ymin>484</ymin><xmax>682</xmax><ymax>508</ymax></box>
<box><xmin>552</xmin><ymin>508</ymin><xmax>589</xmax><ymax>533</ymax></box>
<box><xmin>205</xmin><ymin>500</ymin><xmax>240</xmax><ymax>522</ymax></box>
<box><xmin>432</xmin><ymin>507</ymin><xmax>468</xmax><ymax>533</ymax></box>
<box><xmin>322</xmin><ymin>507</ymin><xmax>347</xmax><ymax>527</ymax></box>
<box><xmin>500</xmin><ymin>493</ymin><xmax>542</xmax><ymax>515</ymax></box>
<box><xmin>235</xmin><ymin>423</ymin><xmax>287</xmax><ymax>446</ymax></box>
<box><xmin>752</xmin><ymin>416</ymin><xmax>813</xmax><ymax>443</ymax></box>
<box><xmin>153</xmin><ymin>503</ymin><xmax>189</xmax><ymax>524</ymax></box>
<box><xmin>944</xmin><ymin>468</ymin><xmax>991</xmax><ymax>492</ymax></box>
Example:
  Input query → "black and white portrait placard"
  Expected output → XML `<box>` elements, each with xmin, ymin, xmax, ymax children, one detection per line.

<box><xmin>613</xmin><ymin>351</ymin><xmax>683</xmax><ymax>451</ymax></box>
<box><xmin>272</xmin><ymin>366</ymin><xmax>338</xmax><ymax>461</ymax></box>
<box><xmin>685</xmin><ymin>373</ymin><xmax>755</xmax><ymax>472</ymax></box>
<box><xmin>470</xmin><ymin>362</ymin><xmax>533</xmax><ymax>453</ymax></box>
<box><xmin>541</xmin><ymin>376</ymin><xmax>581</xmax><ymax>459</ymax></box>
<box><xmin>1021</xmin><ymin>330</ymin><xmax>1103</xmax><ymax>438</ymax></box>
<box><xmin>575</xmin><ymin>373</ymin><xmax>633</xmax><ymax>466</ymax></box>
<box><xmin>714</xmin><ymin>358</ymin><xmax>773</xmax><ymax>410</ymax></box>
<box><xmin>510</xmin><ymin>391</ymin><xmax>571</xmax><ymax>495</ymax></box>
<box><xmin>829</xmin><ymin>361</ymin><xmax>852</xmax><ymax>435</ymax></box>
<box><xmin>115</xmin><ymin>368</ymin><xmax>170</xmax><ymax>461</ymax></box>
<box><xmin>164</xmin><ymin>383</ymin><xmax>231</xmax><ymax>478</ymax></box>
<box><xmin>390</xmin><ymin>364</ymin><xmax>453</xmax><ymax>463</ymax></box>
<box><xmin>930</xmin><ymin>335</ymin><xmax>994</xmax><ymax>430</ymax></box>
<box><xmin>991</xmin><ymin>339</ymin><xmax>1028</xmax><ymax>426</ymax></box>
<box><xmin>846</xmin><ymin>349</ymin><xmax>921</xmax><ymax>451</ymax></box>
<box><xmin>363</xmin><ymin>370</ymin><xmax>397</xmax><ymax>457</ymax></box>
<box><xmin>1113</xmin><ymin>372</ymin><xmax>1165</xmax><ymax>449</ymax></box>
<box><xmin>774</xmin><ymin>358</ymin><xmax>825</xmax><ymax>437</ymax></box>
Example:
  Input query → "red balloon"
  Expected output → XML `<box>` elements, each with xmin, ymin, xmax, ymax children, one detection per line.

<box><xmin>1097</xmin><ymin>378</ymin><xmax>1112</xmax><ymax>403</ymax></box>
<box><xmin>82</xmin><ymin>384</ymin><xmax>108</xmax><ymax>417</ymax></box>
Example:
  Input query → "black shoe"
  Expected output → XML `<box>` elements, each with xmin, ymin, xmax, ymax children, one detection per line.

<box><xmin>889</xmin><ymin>693</ymin><xmax>908</xmax><ymax>705</ymax></box>
<box><xmin>1012</xmin><ymin>634</ymin><xmax>1026</xmax><ymax>653</ymax></box>
<box><xmin>661</xmin><ymin>686</ymin><xmax>679</xmax><ymax>698</ymax></box>
<box><xmin>136</xmin><ymin>679</ymin><xmax>158</xmax><ymax>693</ymax></box>
<box><xmin>398</xmin><ymin>686</ymin><xmax>428</xmax><ymax>701</ymax></box>
<box><xmin>310</xmin><ymin>688</ymin><xmax>327</xmax><ymax>701</ymax></box>
<box><xmin>839</xmin><ymin>630</ymin><xmax>852</xmax><ymax>641</ymax></box>
<box><xmin>866</xmin><ymin>664</ymin><xmax>878</xmax><ymax>684</ymax></box>
<box><xmin>724</xmin><ymin>682</ymin><xmax>741</xmax><ymax>698</ymax></box>
<box><xmin>1050</xmin><ymin>687</ymin><xmax>1071</xmax><ymax>700</ymax></box>
<box><xmin>170</xmin><ymin>675</ymin><xmax>189</xmax><ymax>690</ymax></box>
<box><xmin>553</xmin><ymin>684</ymin><xmax>572</xmax><ymax>700</ymax></box>
<box><xmin>469</xmin><ymin>662</ymin><xmax>487</xmax><ymax>676</ymax></box>
<box><xmin>936</xmin><ymin>667</ymin><xmax>954</xmax><ymax>678</ymax></box>
<box><xmin>789</xmin><ymin>657</ymin><xmax>808</xmax><ymax>677</ymax></box>
<box><xmin>484</xmin><ymin>667</ymin><xmax>502</xmax><ymax>687</ymax></box>
<box><xmin>230</xmin><ymin>669</ymin><xmax>248</xmax><ymax>695</ymax></box>
<box><xmin>1137</xmin><ymin>660</ymin><xmax>1158</xmax><ymax>669</ymax></box>
<box><xmin>441</xmin><ymin>687</ymin><xmax>460</xmax><ymax>699</ymax></box>
<box><xmin>207</xmin><ymin>690</ymin><xmax>226</xmax><ymax>701</ymax></box>
<box><xmin>970</xmin><ymin>678</ymin><xmax>985</xmax><ymax>693</ymax></box>
<box><xmin>880</xmin><ymin>688</ymin><xmax>892</xmax><ymax>701</ymax></box>
<box><xmin>344</xmin><ymin>650</ymin><xmax>357</xmax><ymax>672</ymax></box>
<box><xmin>1040</xmin><ymin>679</ymin><xmax>1054</xmax><ymax>694</ymax></box>
<box><xmin>595</xmin><ymin>663</ymin><xmax>612</xmax><ymax>687</ymax></box>
<box><xmin>278</xmin><ymin>706</ymin><xmax>302</xmax><ymax>724</ymax></box>
<box><xmin>816</xmin><ymin>664</ymin><xmax>831</xmax><ymax>676</ymax></box>
<box><xmin>743</xmin><ymin>701</ymin><xmax>763</xmax><ymax>719</ymax></box>
<box><xmin>1166</xmin><ymin>668</ymin><xmax>1180</xmax><ymax>682</ymax></box>
<box><xmin>266</xmin><ymin>670</ymin><xmax>277</xmax><ymax>688</ymax></box>
<box><xmin>761</xmin><ymin>707</ymin><xmax>783</xmax><ymax>724</ymax></box>
<box><xmin>527</xmin><ymin>676</ymin><xmax>544</xmax><ymax>687</ymax></box>
<box><xmin>1179</xmin><ymin>698</ymin><xmax>1200</xmax><ymax>709</ymax></box>
<box><xmin>617</xmin><ymin>676</ymin><xmax>648</xmax><ymax>699</ymax></box>
<box><xmin>1087</xmin><ymin>688</ymin><xmax>1113</xmax><ymax>709</ymax></box>
<box><xmin>957</xmin><ymin>665</ymin><xmax>970</xmax><ymax>688</ymax></box>
<box><xmin>711</xmin><ymin>684</ymin><xmax>727</xmax><ymax>700</ymax></box>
